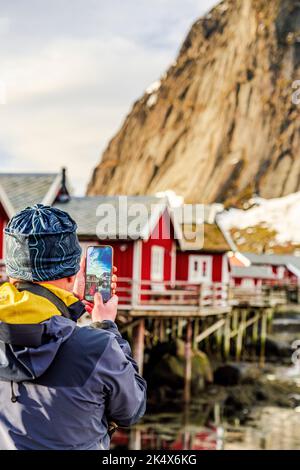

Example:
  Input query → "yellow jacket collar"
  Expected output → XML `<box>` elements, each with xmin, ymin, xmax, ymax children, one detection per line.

<box><xmin>0</xmin><ymin>282</ymin><xmax>79</xmax><ymax>325</ymax></box>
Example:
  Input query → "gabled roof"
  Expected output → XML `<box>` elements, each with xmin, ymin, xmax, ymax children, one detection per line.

<box><xmin>172</xmin><ymin>204</ymin><xmax>232</xmax><ymax>252</ymax></box>
<box><xmin>54</xmin><ymin>195</ymin><xmax>168</xmax><ymax>239</ymax></box>
<box><xmin>0</xmin><ymin>172</ymin><xmax>62</xmax><ymax>216</ymax></box>
<box><xmin>244</xmin><ymin>252</ymin><xmax>300</xmax><ymax>270</ymax></box>
<box><xmin>229</xmin><ymin>252</ymin><xmax>251</xmax><ymax>267</ymax></box>
<box><xmin>231</xmin><ymin>265</ymin><xmax>275</xmax><ymax>280</ymax></box>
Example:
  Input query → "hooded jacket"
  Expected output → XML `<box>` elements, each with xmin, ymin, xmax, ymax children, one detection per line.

<box><xmin>0</xmin><ymin>282</ymin><xmax>146</xmax><ymax>450</ymax></box>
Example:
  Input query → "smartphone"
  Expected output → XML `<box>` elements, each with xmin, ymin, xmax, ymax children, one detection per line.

<box><xmin>85</xmin><ymin>245</ymin><xmax>113</xmax><ymax>303</ymax></box>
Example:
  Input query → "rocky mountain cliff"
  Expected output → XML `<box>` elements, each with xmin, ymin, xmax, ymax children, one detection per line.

<box><xmin>87</xmin><ymin>0</ymin><xmax>300</xmax><ymax>205</ymax></box>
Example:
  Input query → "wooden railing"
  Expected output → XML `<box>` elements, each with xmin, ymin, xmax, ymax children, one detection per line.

<box><xmin>0</xmin><ymin>261</ymin><xmax>298</xmax><ymax>311</ymax></box>
<box><xmin>118</xmin><ymin>278</ymin><xmax>299</xmax><ymax>310</ymax></box>
<box><xmin>117</xmin><ymin>278</ymin><xmax>229</xmax><ymax>310</ymax></box>
<box><xmin>229</xmin><ymin>285</ymin><xmax>294</xmax><ymax>307</ymax></box>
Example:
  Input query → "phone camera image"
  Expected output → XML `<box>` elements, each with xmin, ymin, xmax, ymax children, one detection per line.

<box><xmin>85</xmin><ymin>246</ymin><xmax>113</xmax><ymax>303</ymax></box>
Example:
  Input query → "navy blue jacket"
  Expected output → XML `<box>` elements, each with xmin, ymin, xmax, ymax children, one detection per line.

<box><xmin>0</xmin><ymin>285</ymin><xmax>146</xmax><ymax>450</ymax></box>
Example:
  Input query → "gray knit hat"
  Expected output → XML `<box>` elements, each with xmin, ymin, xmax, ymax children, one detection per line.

<box><xmin>5</xmin><ymin>204</ymin><xmax>82</xmax><ymax>281</ymax></box>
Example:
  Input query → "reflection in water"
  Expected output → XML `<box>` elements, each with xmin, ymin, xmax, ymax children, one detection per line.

<box><xmin>112</xmin><ymin>405</ymin><xmax>300</xmax><ymax>450</ymax></box>
<box><xmin>225</xmin><ymin>407</ymin><xmax>300</xmax><ymax>450</ymax></box>
<box><xmin>111</xmin><ymin>362</ymin><xmax>300</xmax><ymax>451</ymax></box>
<box><xmin>111</xmin><ymin>315</ymin><xmax>300</xmax><ymax>450</ymax></box>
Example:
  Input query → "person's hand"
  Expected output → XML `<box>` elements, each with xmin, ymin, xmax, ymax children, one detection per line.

<box><xmin>89</xmin><ymin>292</ymin><xmax>118</xmax><ymax>323</ymax></box>
<box><xmin>73</xmin><ymin>256</ymin><xmax>117</xmax><ymax>300</ymax></box>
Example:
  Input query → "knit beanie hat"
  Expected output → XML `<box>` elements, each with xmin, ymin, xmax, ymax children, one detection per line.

<box><xmin>4</xmin><ymin>204</ymin><xmax>82</xmax><ymax>281</ymax></box>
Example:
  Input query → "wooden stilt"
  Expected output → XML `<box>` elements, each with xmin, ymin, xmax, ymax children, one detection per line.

<box><xmin>159</xmin><ymin>319</ymin><xmax>165</xmax><ymax>343</ymax></box>
<box><xmin>204</xmin><ymin>319</ymin><xmax>211</xmax><ymax>354</ymax></box>
<box><xmin>252</xmin><ymin>314</ymin><xmax>259</xmax><ymax>343</ymax></box>
<box><xmin>168</xmin><ymin>319</ymin><xmax>173</xmax><ymax>341</ymax></box>
<box><xmin>232</xmin><ymin>309</ymin><xmax>239</xmax><ymax>359</ymax></box>
<box><xmin>193</xmin><ymin>319</ymin><xmax>199</xmax><ymax>350</ymax></box>
<box><xmin>132</xmin><ymin>319</ymin><xmax>145</xmax><ymax>374</ymax></box>
<box><xmin>223</xmin><ymin>316</ymin><xmax>231</xmax><ymax>360</ymax></box>
<box><xmin>236</xmin><ymin>310</ymin><xmax>247</xmax><ymax>361</ymax></box>
<box><xmin>184</xmin><ymin>319</ymin><xmax>193</xmax><ymax>404</ymax></box>
<box><xmin>236</xmin><ymin>325</ymin><xmax>243</xmax><ymax>361</ymax></box>
<box><xmin>153</xmin><ymin>319</ymin><xmax>159</xmax><ymax>345</ymax></box>
<box><xmin>267</xmin><ymin>308</ymin><xmax>274</xmax><ymax>335</ymax></box>
<box><xmin>129</xmin><ymin>427</ymin><xmax>141</xmax><ymax>450</ymax></box>
<box><xmin>214</xmin><ymin>402</ymin><xmax>221</xmax><ymax>426</ymax></box>
<box><xmin>260</xmin><ymin>310</ymin><xmax>267</xmax><ymax>367</ymax></box>
<box><xmin>172</xmin><ymin>318</ymin><xmax>177</xmax><ymax>339</ymax></box>
<box><xmin>232</xmin><ymin>309</ymin><xmax>238</xmax><ymax>336</ymax></box>
<box><xmin>215</xmin><ymin>320</ymin><xmax>222</xmax><ymax>358</ymax></box>
<box><xmin>177</xmin><ymin>319</ymin><xmax>184</xmax><ymax>339</ymax></box>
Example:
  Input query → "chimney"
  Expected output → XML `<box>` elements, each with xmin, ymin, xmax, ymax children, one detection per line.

<box><xmin>55</xmin><ymin>167</ymin><xmax>70</xmax><ymax>203</ymax></box>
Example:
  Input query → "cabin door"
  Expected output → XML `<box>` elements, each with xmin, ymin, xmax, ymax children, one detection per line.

<box><xmin>151</xmin><ymin>245</ymin><xmax>165</xmax><ymax>290</ymax></box>
<box><xmin>188</xmin><ymin>255</ymin><xmax>212</xmax><ymax>284</ymax></box>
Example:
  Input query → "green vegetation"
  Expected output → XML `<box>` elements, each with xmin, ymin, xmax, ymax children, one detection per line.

<box><xmin>231</xmin><ymin>224</ymin><xmax>300</xmax><ymax>254</ymax></box>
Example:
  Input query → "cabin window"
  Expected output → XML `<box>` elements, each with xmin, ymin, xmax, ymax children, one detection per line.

<box><xmin>277</xmin><ymin>266</ymin><xmax>285</xmax><ymax>279</ymax></box>
<box><xmin>188</xmin><ymin>255</ymin><xmax>212</xmax><ymax>284</ymax></box>
<box><xmin>151</xmin><ymin>246</ymin><xmax>165</xmax><ymax>282</ymax></box>
<box><xmin>241</xmin><ymin>278</ymin><xmax>255</xmax><ymax>288</ymax></box>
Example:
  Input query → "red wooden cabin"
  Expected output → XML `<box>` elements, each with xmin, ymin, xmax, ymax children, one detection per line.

<box><xmin>172</xmin><ymin>205</ymin><xmax>231</xmax><ymax>306</ymax></box>
<box><xmin>230</xmin><ymin>265</ymin><xmax>276</xmax><ymax>288</ymax></box>
<box><xmin>241</xmin><ymin>253</ymin><xmax>300</xmax><ymax>287</ymax></box>
<box><xmin>54</xmin><ymin>194</ymin><xmax>175</xmax><ymax>307</ymax></box>
<box><xmin>0</xmin><ymin>170</ymin><xmax>232</xmax><ymax>311</ymax></box>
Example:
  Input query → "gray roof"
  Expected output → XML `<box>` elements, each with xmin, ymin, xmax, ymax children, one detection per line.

<box><xmin>0</xmin><ymin>173</ymin><xmax>59</xmax><ymax>214</ymax></box>
<box><xmin>172</xmin><ymin>203</ymin><xmax>224</xmax><ymax>225</ymax></box>
<box><xmin>244</xmin><ymin>252</ymin><xmax>300</xmax><ymax>271</ymax></box>
<box><xmin>54</xmin><ymin>195</ymin><xmax>167</xmax><ymax>239</ymax></box>
<box><xmin>231</xmin><ymin>265</ymin><xmax>275</xmax><ymax>280</ymax></box>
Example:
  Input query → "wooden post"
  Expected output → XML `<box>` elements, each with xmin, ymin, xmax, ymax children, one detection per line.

<box><xmin>214</xmin><ymin>402</ymin><xmax>221</xmax><ymax>426</ymax></box>
<box><xmin>232</xmin><ymin>309</ymin><xmax>238</xmax><ymax>335</ymax></box>
<box><xmin>260</xmin><ymin>310</ymin><xmax>267</xmax><ymax>367</ymax></box>
<box><xmin>193</xmin><ymin>319</ymin><xmax>199</xmax><ymax>350</ymax></box>
<box><xmin>236</xmin><ymin>310</ymin><xmax>247</xmax><ymax>361</ymax></box>
<box><xmin>159</xmin><ymin>319</ymin><xmax>165</xmax><ymax>342</ymax></box>
<box><xmin>184</xmin><ymin>319</ymin><xmax>193</xmax><ymax>404</ymax></box>
<box><xmin>236</xmin><ymin>326</ymin><xmax>243</xmax><ymax>361</ymax></box>
<box><xmin>182</xmin><ymin>403</ymin><xmax>191</xmax><ymax>450</ymax></box>
<box><xmin>232</xmin><ymin>309</ymin><xmax>239</xmax><ymax>359</ymax></box>
<box><xmin>205</xmin><ymin>319</ymin><xmax>213</xmax><ymax>354</ymax></box>
<box><xmin>252</xmin><ymin>313</ymin><xmax>259</xmax><ymax>358</ymax></box>
<box><xmin>152</xmin><ymin>319</ymin><xmax>157</xmax><ymax>345</ymax></box>
<box><xmin>223</xmin><ymin>315</ymin><xmax>231</xmax><ymax>360</ymax></box>
<box><xmin>177</xmin><ymin>319</ymin><xmax>184</xmax><ymax>339</ymax></box>
<box><xmin>267</xmin><ymin>308</ymin><xmax>274</xmax><ymax>335</ymax></box>
<box><xmin>252</xmin><ymin>314</ymin><xmax>259</xmax><ymax>343</ymax></box>
<box><xmin>172</xmin><ymin>318</ymin><xmax>177</xmax><ymax>339</ymax></box>
<box><xmin>198</xmin><ymin>284</ymin><xmax>203</xmax><ymax>310</ymax></box>
<box><xmin>215</xmin><ymin>320</ymin><xmax>222</xmax><ymax>358</ymax></box>
<box><xmin>132</xmin><ymin>319</ymin><xmax>145</xmax><ymax>374</ymax></box>
<box><xmin>129</xmin><ymin>427</ymin><xmax>141</xmax><ymax>450</ymax></box>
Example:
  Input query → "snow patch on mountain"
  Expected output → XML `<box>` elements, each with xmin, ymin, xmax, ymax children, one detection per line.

<box><xmin>220</xmin><ymin>191</ymin><xmax>300</xmax><ymax>244</ymax></box>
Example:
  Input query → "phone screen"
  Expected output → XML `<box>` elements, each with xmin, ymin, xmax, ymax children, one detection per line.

<box><xmin>85</xmin><ymin>246</ymin><xmax>113</xmax><ymax>303</ymax></box>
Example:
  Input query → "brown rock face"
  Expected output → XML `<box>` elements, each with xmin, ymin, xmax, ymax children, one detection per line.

<box><xmin>87</xmin><ymin>0</ymin><xmax>300</xmax><ymax>204</ymax></box>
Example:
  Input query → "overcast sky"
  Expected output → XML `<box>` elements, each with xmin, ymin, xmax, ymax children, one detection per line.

<box><xmin>0</xmin><ymin>0</ymin><xmax>218</xmax><ymax>195</ymax></box>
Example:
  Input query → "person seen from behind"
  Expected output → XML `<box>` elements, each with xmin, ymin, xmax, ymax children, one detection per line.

<box><xmin>0</xmin><ymin>204</ymin><xmax>146</xmax><ymax>450</ymax></box>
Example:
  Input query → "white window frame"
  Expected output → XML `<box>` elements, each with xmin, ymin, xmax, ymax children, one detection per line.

<box><xmin>151</xmin><ymin>245</ymin><xmax>165</xmax><ymax>282</ymax></box>
<box><xmin>277</xmin><ymin>266</ymin><xmax>285</xmax><ymax>280</ymax></box>
<box><xmin>188</xmin><ymin>255</ymin><xmax>212</xmax><ymax>284</ymax></box>
<box><xmin>241</xmin><ymin>278</ymin><xmax>256</xmax><ymax>288</ymax></box>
